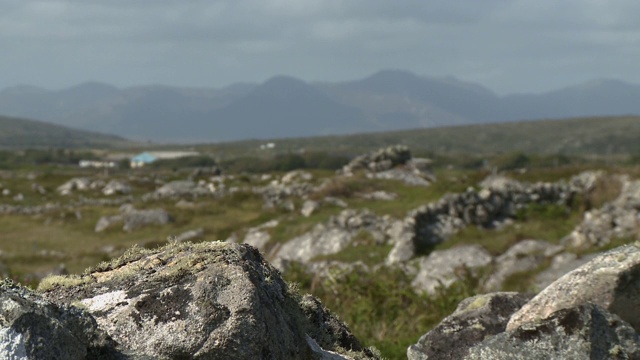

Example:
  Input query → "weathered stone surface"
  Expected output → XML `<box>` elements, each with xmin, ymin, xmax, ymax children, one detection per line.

<box><xmin>173</xmin><ymin>228</ymin><xmax>205</xmax><ymax>243</ymax></box>
<box><xmin>387</xmin><ymin>173</ymin><xmax>581</xmax><ymax>263</ymax></box>
<box><xmin>532</xmin><ymin>252</ymin><xmax>598</xmax><ymax>291</ymax></box>
<box><xmin>301</xmin><ymin>200</ymin><xmax>321</xmax><ymax>217</ymax></box>
<box><xmin>0</xmin><ymin>280</ymin><xmax>122</xmax><ymax>360</ymax></box>
<box><xmin>411</xmin><ymin>245</ymin><xmax>493</xmax><ymax>295</ymax></box>
<box><xmin>57</xmin><ymin>177</ymin><xmax>91</xmax><ymax>195</ymax></box>
<box><xmin>466</xmin><ymin>303</ymin><xmax>640</xmax><ymax>360</ymax></box>
<box><xmin>102</xmin><ymin>180</ymin><xmax>131</xmax><ymax>196</ymax></box>
<box><xmin>341</xmin><ymin>145</ymin><xmax>412</xmax><ymax>175</ymax></box>
<box><xmin>95</xmin><ymin>206</ymin><xmax>172</xmax><ymax>232</ymax></box>
<box><xmin>41</xmin><ymin>242</ymin><xmax>376</xmax><ymax>359</ymax></box>
<box><xmin>242</xmin><ymin>220</ymin><xmax>279</xmax><ymax>251</ymax></box>
<box><xmin>507</xmin><ymin>244</ymin><xmax>640</xmax><ymax>332</ymax></box>
<box><xmin>483</xmin><ymin>240</ymin><xmax>563</xmax><ymax>291</ymax></box>
<box><xmin>273</xmin><ymin>209</ymin><xmax>391</xmax><ymax>270</ymax></box>
<box><xmin>563</xmin><ymin>177</ymin><xmax>640</xmax><ymax>249</ymax></box>
<box><xmin>407</xmin><ymin>292</ymin><xmax>531</xmax><ymax>360</ymax></box>
<box><xmin>357</xmin><ymin>191</ymin><xmax>398</xmax><ymax>201</ymax></box>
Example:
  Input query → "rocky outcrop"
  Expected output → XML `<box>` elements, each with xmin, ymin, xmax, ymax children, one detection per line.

<box><xmin>507</xmin><ymin>243</ymin><xmax>640</xmax><ymax>332</ymax></box>
<box><xmin>254</xmin><ymin>171</ymin><xmax>315</xmax><ymax>210</ymax></box>
<box><xmin>466</xmin><ymin>304</ymin><xmax>640</xmax><ymax>359</ymax></box>
<box><xmin>387</xmin><ymin>175</ymin><xmax>576</xmax><ymax>264</ymax></box>
<box><xmin>39</xmin><ymin>242</ymin><xmax>376</xmax><ymax>359</ymax></box>
<box><xmin>341</xmin><ymin>145</ymin><xmax>412</xmax><ymax>175</ymax></box>
<box><xmin>0</xmin><ymin>279</ymin><xmax>122</xmax><ymax>359</ymax></box>
<box><xmin>341</xmin><ymin>146</ymin><xmax>435</xmax><ymax>186</ymax></box>
<box><xmin>410</xmin><ymin>244</ymin><xmax>640</xmax><ymax>359</ymax></box>
<box><xmin>407</xmin><ymin>292</ymin><xmax>532</xmax><ymax>360</ymax></box>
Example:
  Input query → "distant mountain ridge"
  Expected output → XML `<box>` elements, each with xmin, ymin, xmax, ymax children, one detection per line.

<box><xmin>0</xmin><ymin>115</ymin><xmax>129</xmax><ymax>149</ymax></box>
<box><xmin>1</xmin><ymin>70</ymin><xmax>639</xmax><ymax>142</ymax></box>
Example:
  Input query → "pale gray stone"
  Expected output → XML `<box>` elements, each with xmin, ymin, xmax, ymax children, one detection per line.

<box><xmin>507</xmin><ymin>244</ymin><xmax>640</xmax><ymax>332</ymax></box>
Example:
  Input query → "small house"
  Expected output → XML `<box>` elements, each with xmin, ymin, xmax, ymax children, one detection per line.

<box><xmin>130</xmin><ymin>152</ymin><xmax>157</xmax><ymax>168</ymax></box>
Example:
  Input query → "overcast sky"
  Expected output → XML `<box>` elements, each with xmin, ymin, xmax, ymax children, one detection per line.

<box><xmin>1</xmin><ymin>0</ymin><xmax>639</xmax><ymax>95</ymax></box>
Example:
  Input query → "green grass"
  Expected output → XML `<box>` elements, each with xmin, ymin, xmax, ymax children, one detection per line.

<box><xmin>284</xmin><ymin>264</ymin><xmax>481</xmax><ymax>360</ymax></box>
<box><xmin>438</xmin><ymin>204</ymin><xmax>583</xmax><ymax>256</ymax></box>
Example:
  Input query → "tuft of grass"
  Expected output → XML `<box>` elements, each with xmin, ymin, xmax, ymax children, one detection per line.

<box><xmin>284</xmin><ymin>264</ymin><xmax>480</xmax><ymax>360</ymax></box>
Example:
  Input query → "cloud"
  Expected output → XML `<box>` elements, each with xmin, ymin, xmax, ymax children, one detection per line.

<box><xmin>0</xmin><ymin>0</ymin><xmax>639</xmax><ymax>93</ymax></box>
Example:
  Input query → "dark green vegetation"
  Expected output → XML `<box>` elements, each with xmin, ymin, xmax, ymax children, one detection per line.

<box><xmin>0</xmin><ymin>115</ymin><xmax>130</xmax><ymax>149</ymax></box>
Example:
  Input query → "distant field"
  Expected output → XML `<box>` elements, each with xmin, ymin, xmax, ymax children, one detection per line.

<box><xmin>192</xmin><ymin>115</ymin><xmax>640</xmax><ymax>160</ymax></box>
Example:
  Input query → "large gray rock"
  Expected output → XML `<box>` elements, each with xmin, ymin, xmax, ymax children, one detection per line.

<box><xmin>0</xmin><ymin>280</ymin><xmax>122</xmax><ymax>360</ymax></box>
<box><xmin>41</xmin><ymin>242</ymin><xmax>376</xmax><ymax>359</ymax></box>
<box><xmin>411</xmin><ymin>245</ymin><xmax>493</xmax><ymax>295</ymax></box>
<box><xmin>507</xmin><ymin>243</ymin><xmax>640</xmax><ymax>332</ymax></box>
<box><xmin>466</xmin><ymin>303</ymin><xmax>640</xmax><ymax>359</ymax></box>
<box><xmin>407</xmin><ymin>292</ymin><xmax>531</xmax><ymax>360</ymax></box>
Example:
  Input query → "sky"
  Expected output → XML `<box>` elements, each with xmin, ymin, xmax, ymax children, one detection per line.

<box><xmin>1</xmin><ymin>0</ymin><xmax>640</xmax><ymax>95</ymax></box>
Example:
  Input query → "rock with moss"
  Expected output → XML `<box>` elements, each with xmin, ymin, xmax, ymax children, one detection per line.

<box><xmin>407</xmin><ymin>292</ymin><xmax>531</xmax><ymax>360</ymax></box>
<box><xmin>466</xmin><ymin>303</ymin><xmax>640</xmax><ymax>359</ymax></box>
<box><xmin>40</xmin><ymin>242</ymin><xmax>377</xmax><ymax>359</ymax></box>
<box><xmin>507</xmin><ymin>243</ymin><xmax>640</xmax><ymax>332</ymax></box>
<box><xmin>0</xmin><ymin>279</ymin><xmax>123</xmax><ymax>360</ymax></box>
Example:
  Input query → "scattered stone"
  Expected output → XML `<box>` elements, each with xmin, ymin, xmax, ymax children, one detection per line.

<box><xmin>301</xmin><ymin>200</ymin><xmax>321</xmax><ymax>217</ymax></box>
<box><xmin>95</xmin><ymin>206</ymin><xmax>172</xmax><ymax>233</ymax></box>
<box><xmin>324</xmin><ymin>196</ymin><xmax>348</xmax><ymax>208</ymax></box>
<box><xmin>407</xmin><ymin>292</ymin><xmax>532</xmax><ymax>360</ymax></box>
<box><xmin>466</xmin><ymin>303</ymin><xmax>640</xmax><ymax>360</ymax></box>
<box><xmin>172</xmin><ymin>228</ymin><xmax>204</xmax><ymax>243</ymax></box>
<box><xmin>341</xmin><ymin>145</ymin><xmax>412</xmax><ymax>175</ymax></box>
<box><xmin>57</xmin><ymin>178</ymin><xmax>91</xmax><ymax>195</ymax></box>
<box><xmin>242</xmin><ymin>220</ymin><xmax>279</xmax><ymax>251</ymax></box>
<box><xmin>507</xmin><ymin>244</ymin><xmax>640</xmax><ymax>332</ymax></box>
<box><xmin>358</xmin><ymin>191</ymin><xmax>398</xmax><ymax>201</ymax></box>
<box><xmin>411</xmin><ymin>245</ymin><xmax>493</xmax><ymax>295</ymax></box>
<box><xmin>102</xmin><ymin>180</ymin><xmax>131</xmax><ymax>196</ymax></box>
<box><xmin>12</xmin><ymin>193</ymin><xmax>23</xmax><ymax>202</ymax></box>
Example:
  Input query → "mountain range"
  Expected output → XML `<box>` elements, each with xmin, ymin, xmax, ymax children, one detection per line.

<box><xmin>1</xmin><ymin>69</ymin><xmax>639</xmax><ymax>143</ymax></box>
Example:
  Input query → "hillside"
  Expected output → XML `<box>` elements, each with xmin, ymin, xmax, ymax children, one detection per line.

<box><xmin>194</xmin><ymin>115</ymin><xmax>640</xmax><ymax>160</ymax></box>
<box><xmin>0</xmin><ymin>115</ymin><xmax>130</xmax><ymax>149</ymax></box>
<box><xmin>1</xmin><ymin>70</ymin><xmax>640</xmax><ymax>142</ymax></box>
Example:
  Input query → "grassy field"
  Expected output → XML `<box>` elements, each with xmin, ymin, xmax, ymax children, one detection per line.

<box><xmin>1</xmin><ymin>116</ymin><xmax>639</xmax><ymax>358</ymax></box>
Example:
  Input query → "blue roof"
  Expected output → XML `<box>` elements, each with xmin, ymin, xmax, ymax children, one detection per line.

<box><xmin>131</xmin><ymin>152</ymin><xmax>157</xmax><ymax>163</ymax></box>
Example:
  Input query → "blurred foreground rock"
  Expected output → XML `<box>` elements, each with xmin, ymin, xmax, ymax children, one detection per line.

<box><xmin>408</xmin><ymin>244</ymin><xmax>640</xmax><ymax>359</ymax></box>
<box><xmin>32</xmin><ymin>241</ymin><xmax>377</xmax><ymax>359</ymax></box>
